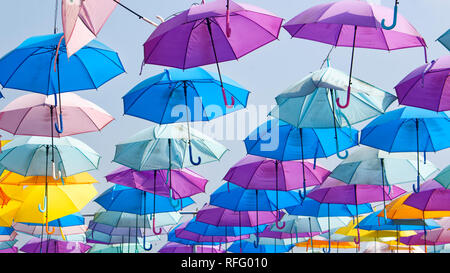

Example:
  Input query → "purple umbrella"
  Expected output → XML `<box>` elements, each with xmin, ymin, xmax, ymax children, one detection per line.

<box><xmin>283</xmin><ymin>0</ymin><xmax>426</xmax><ymax>109</ymax></box>
<box><xmin>196</xmin><ymin>204</ymin><xmax>283</xmax><ymax>227</ymax></box>
<box><xmin>143</xmin><ymin>0</ymin><xmax>282</xmax><ymax>107</ymax></box>
<box><xmin>258</xmin><ymin>226</ymin><xmax>321</xmax><ymax>252</ymax></box>
<box><xmin>158</xmin><ymin>242</ymin><xmax>225</xmax><ymax>253</ymax></box>
<box><xmin>395</xmin><ymin>55</ymin><xmax>450</xmax><ymax>112</ymax></box>
<box><xmin>105</xmin><ymin>166</ymin><xmax>208</xmax><ymax>200</ymax></box>
<box><xmin>403</xmin><ymin>187</ymin><xmax>450</xmax><ymax>212</ymax></box>
<box><xmin>20</xmin><ymin>238</ymin><xmax>91</xmax><ymax>253</ymax></box>
<box><xmin>307</xmin><ymin>178</ymin><xmax>406</xmax><ymax>245</ymax></box>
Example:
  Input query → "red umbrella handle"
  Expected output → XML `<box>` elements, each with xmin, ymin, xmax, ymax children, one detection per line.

<box><xmin>222</xmin><ymin>87</ymin><xmax>235</xmax><ymax>108</ymax></box>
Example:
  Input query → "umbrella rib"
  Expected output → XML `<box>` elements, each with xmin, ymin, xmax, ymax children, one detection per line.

<box><xmin>184</xmin><ymin>81</ymin><xmax>211</xmax><ymax>122</ymax></box>
<box><xmin>279</xmin><ymin>125</ymin><xmax>292</xmax><ymax>161</ymax></box>
<box><xmin>209</xmin><ymin>18</ymin><xmax>239</xmax><ymax>61</ymax></box>
<box><xmin>436</xmin><ymin>76</ymin><xmax>450</xmax><ymax>111</ymax></box>
<box><xmin>160</xmin><ymin>81</ymin><xmax>184</xmax><ymax>124</ymax></box>
<box><xmin>89</xmin><ymin>47</ymin><xmax>126</xmax><ymax>73</ymax></box>
<box><xmin>182</xmin><ymin>22</ymin><xmax>198</xmax><ymax>69</ymax></box>
<box><xmin>1</xmin><ymin>48</ymin><xmax>42</xmax><ymax>88</ymax></box>
<box><xmin>419</xmin><ymin>119</ymin><xmax>437</xmax><ymax>152</ymax></box>
<box><xmin>24</xmin><ymin>144</ymin><xmax>43</xmax><ymax>176</ymax></box>
<box><xmin>11</xmin><ymin>107</ymin><xmax>36</xmax><ymax>136</ymax></box>
<box><xmin>73</xmin><ymin>54</ymin><xmax>98</xmax><ymax>89</ymax></box>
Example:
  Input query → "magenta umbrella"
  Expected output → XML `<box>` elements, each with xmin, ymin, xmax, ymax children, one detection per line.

<box><xmin>422</xmin><ymin>228</ymin><xmax>450</xmax><ymax>244</ymax></box>
<box><xmin>105</xmin><ymin>166</ymin><xmax>208</xmax><ymax>202</ymax></box>
<box><xmin>20</xmin><ymin>237</ymin><xmax>91</xmax><ymax>253</ymax></box>
<box><xmin>143</xmin><ymin>0</ymin><xmax>282</xmax><ymax>107</ymax></box>
<box><xmin>196</xmin><ymin>204</ymin><xmax>283</xmax><ymax>227</ymax></box>
<box><xmin>283</xmin><ymin>0</ymin><xmax>427</xmax><ymax>109</ymax></box>
<box><xmin>158</xmin><ymin>242</ymin><xmax>225</xmax><ymax>253</ymax></box>
<box><xmin>395</xmin><ymin>55</ymin><xmax>450</xmax><ymax>111</ymax></box>
<box><xmin>307</xmin><ymin>178</ymin><xmax>406</xmax><ymax>245</ymax></box>
<box><xmin>0</xmin><ymin>93</ymin><xmax>114</xmax><ymax>137</ymax></box>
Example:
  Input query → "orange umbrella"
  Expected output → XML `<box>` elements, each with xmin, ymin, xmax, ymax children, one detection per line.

<box><xmin>378</xmin><ymin>194</ymin><xmax>450</xmax><ymax>219</ymax></box>
<box><xmin>296</xmin><ymin>238</ymin><xmax>358</xmax><ymax>252</ymax></box>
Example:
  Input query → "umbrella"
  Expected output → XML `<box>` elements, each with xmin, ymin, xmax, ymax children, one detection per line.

<box><xmin>0</xmin><ymin>171</ymin><xmax>97</xmax><ymax>186</ymax></box>
<box><xmin>283</xmin><ymin>0</ymin><xmax>426</xmax><ymax>108</ymax></box>
<box><xmin>20</xmin><ymin>237</ymin><xmax>91</xmax><ymax>253</ymax></box>
<box><xmin>170</xmin><ymin>223</ymin><xmax>247</xmax><ymax>247</ymax></box>
<box><xmin>223</xmin><ymin>155</ymin><xmax>330</xmax><ymax>202</ymax></box>
<box><xmin>0</xmin><ymin>247</ymin><xmax>18</xmax><ymax>253</ymax></box>
<box><xmin>0</xmin><ymin>227</ymin><xmax>17</xmax><ymax>242</ymax></box>
<box><xmin>143</xmin><ymin>0</ymin><xmax>282</xmax><ymax>107</ymax></box>
<box><xmin>0</xmin><ymin>240</ymin><xmax>18</xmax><ymax>251</ymax></box>
<box><xmin>435</xmin><ymin>165</ymin><xmax>450</xmax><ymax>188</ymax></box>
<box><xmin>158</xmin><ymin>242</ymin><xmax>225</xmax><ymax>253</ymax></box>
<box><xmin>105</xmin><ymin>166</ymin><xmax>208</xmax><ymax>201</ymax></box>
<box><xmin>88</xmin><ymin>243</ymin><xmax>147</xmax><ymax>254</ymax></box>
<box><xmin>400</xmin><ymin>232</ymin><xmax>445</xmax><ymax>253</ymax></box>
<box><xmin>395</xmin><ymin>55</ymin><xmax>450</xmax><ymax>111</ymax></box>
<box><xmin>421</xmin><ymin>228</ymin><xmax>450</xmax><ymax>245</ymax></box>
<box><xmin>91</xmin><ymin>209</ymin><xmax>182</xmax><ymax>229</ymax></box>
<box><xmin>228</xmin><ymin>239</ymin><xmax>294</xmax><ymax>253</ymax></box>
<box><xmin>296</xmin><ymin>237</ymin><xmax>358</xmax><ymax>252</ymax></box>
<box><xmin>437</xmin><ymin>29</ymin><xmax>450</xmax><ymax>51</ymax></box>
<box><xmin>307</xmin><ymin>178</ymin><xmax>406</xmax><ymax>246</ymax></box>
<box><xmin>183</xmin><ymin>218</ymin><xmax>267</xmax><ymax>237</ymax></box>
<box><xmin>0</xmin><ymin>93</ymin><xmax>114</xmax><ymax>137</ymax></box>
<box><xmin>360</xmin><ymin>106</ymin><xmax>450</xmax><ymax>192</ymax></box>
<box><xmin>0</xmin><ymin>199</ymin><xmax>22</xmax><ymax>227</ymax></box>
<box><xmin>113</xmin><ymin>123</ymin><xmax>228</xmax><ymax>170</ymax></box>
<box><xmin>61</xmin><ymin>0</ymin><xmax>163</xmax><ymax>58</ymax></box>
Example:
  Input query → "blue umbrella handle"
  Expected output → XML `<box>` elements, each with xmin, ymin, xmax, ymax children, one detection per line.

<box><xmin>142</xmin><ymin>236</ymin><xmax>153</xmax><ymax>251</ymax></box>
<box><xmin>169</xmin><ymin>188</ymin><xmax>180</xmax><ymax>209</ymax></box>
<box><xmin>54</xmin><ymin>113</ymin><xmax>63</xmax><ymax>134</ymax></box>
<box><xmin>336</xmin><ymin>148</ymin><xmax>349</xmax><ymax>159</ymax></box>
<box><xmin>381</xmin><ymin>0</ymin><xmax>399</xmax><ymax>30</ymax></box>
<box><xmin>413</xmin><ymin>176</ymin><xmax>421</xmax><ymax>193</ymax></box>
<box><xmin>188</xmin><ymin>143</ymin><xmax>201</xmax><ymax>166</ymax></box>
<box><xmin>253</xmin><ymin>235</ymin><xmax>260</xmax><ymax>248</ymax></box>
<box><xmin>38</xmin><ymin>195</ymin><xmax>47</xmax><ymax>213</ymax></box>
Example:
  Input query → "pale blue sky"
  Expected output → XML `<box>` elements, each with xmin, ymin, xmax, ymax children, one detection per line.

<box><xmin>0</xmin><ymin>0</ymin><xmax>449</xmax><ymax>251</ymax></box>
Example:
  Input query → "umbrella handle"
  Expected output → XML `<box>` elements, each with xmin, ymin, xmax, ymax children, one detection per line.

<box><xmin>188</xmin><ymin>143</ymin><xmax>201</xmax><ymax>166</ymax></box>
<box><xmin>413</xmin><ymin>176</ymin><xmax>421</xmax><ymax>193</ymax></box>
<box><xmin>169</xmin><ymin>188</ymin><xmax>180</xmax><ymax>209</ymax></box>
<box><xmin>322</xmin><ymin>241</ymin><xmax>331</xmax><ymax>253</ymax></box>
<box><xmin>222</xmin><ymin>87</ymin><xmax>235</xmax><ymax>109</ymax></box>
<box><xmin>298</xmin><ymin>186</ymin><xmax>307</xmax><ymax>201</ymax></box>
<box><xmin>55</xmin><ymin>113</ymin><xmax>63</xmax><ymax>134</ymax></box>
<box><xmin>142</xmin><ymin>236</ymin><xmax>153</xmax><ymax>251</ymax></box>
<box><xmin>38</xmin><ymin>196</ymin><xmax>47</xmax><ymax>213</ymax></box>
<box><xmin>353</xmin><ymin>227</ymin><xmax>361</xmax><ymax>245</ymax></box>
<box><xmin>381</xmin><ymin>0</ymin><xmax>399</xmax><ymax>30</ymax></box>
<box><xmin>253</xmin><ymin>235</ymin><xmax>260</xmax><ymax>248</ymax></box>
<box><xmin>152</xmin><ymin>217</ymin><xmax>162</xmax><ymax>235</ymax></box>
<box><xmin>275</xmin><ymin>212</ymin><xmax>286</xmax><ymax>230</ymax></box>
<box><xmin>336</xmin><ymin>86</ymin><xmax>351</xmax><ymax>109</ymax></box>
<box><xmin>59</xmin><ymin>226</ymin><xmax>66</xmax><ymax>241</ymax></box>
<box><xmin>226</xmin><ymin>10</ymin><xmax>231</xmax><ymax>38</ymax></box>
<box><xmin>45</xmin><ymin>218</ymin><xmax>55</xmax><ymax>235</ymax></box>
<box><xmin>52</xmin><ymin>161</ymin><xmax>61</xmax><ymax>180</ymax></box>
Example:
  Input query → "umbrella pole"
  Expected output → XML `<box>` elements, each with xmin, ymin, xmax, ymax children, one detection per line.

<box><xmin>331</xmin><ymin>89</ymin><xmax>348</xmax><ymax>159</ymax></box>
<box><xmin>111</xmin><ymin>0</ymin><xmax>160</xmax><ymax>26</ymax></box>
<box><xmin>336</xmin><ymin>26</ymin><xmax>357</xmax><ymax>109</ymax></box>
<box><xmin>142</xmin><ymin>190</ymin><xmax>153</xmax><ymax>251</ymax></box>
<box><xmin>353</xmin><ymin>185</ymin><xmax>361</xmax><ymax>247</ymax></box>
<box><xmin>413</xmin><ymin>119</ymin><xmax>421</xmax><ymax>193</ymax></box>
<box><xmin>298</xmin><ymin>129</ymin><xmax>307</xmax><ymax>200</ymax></box>
<box><xmin>275</xmin><ymin>161</ymin><xmax>285</xmax><ymax>230</ymax></box>
<box><xmin>153</xmin><ymin>174</ymin><xmax>162</xmax><ymax>235</ymax></box>
<box><xmin>239</xmin><ymin>211</ymin><xmax>242</xmax><ymax>253</ymax></box>
<box><xmin>205</xmin><ymin>18</ymin><xmax>235</xmax><ymax>108</ymax></box>
<box><xmin>253</xmin><ymin>189</ymin><xmax>260</xmax><ymax>248</ymax></box>
<box><xmin>183</xmin><ymin>81</ymin><xmax>201</xmax><ymax>166</ymax></box>
<box><xmin>380</xmin><ymin>159</ymin><xmax>387</xmax><ymax>220</ymax></box>
<box><xmin>308</xmin><ymin>217</ymin><xmax>314</xmax><ymax>253</ymax></box>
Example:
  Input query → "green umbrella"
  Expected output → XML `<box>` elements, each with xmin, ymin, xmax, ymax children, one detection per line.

<box><xmin>434</xmin><ymin>165</ymin><xmax>450</xmax><ymax>189</ymax></box>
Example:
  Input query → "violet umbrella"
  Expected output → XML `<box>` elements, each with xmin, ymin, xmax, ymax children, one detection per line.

<box><xmin>20</xmin><ymin>237</ymin><xmax>91</xmax><ymax>253</ymax></box>
<box><xmin>283</xmin><ymin>0</ymin><xmax>427</xmax><ymax>109</ymax></box>
<box><xmin>395</xmin><ymin>55</ymin><xmax>450</xmax><ymax>112</ymax></box>
<box><xmin>106</xmin><ymin>166</ymin><xmax>208</xmax><ymax>202</ymax></box>
<box><xmin>143</xmin><ymin>0</ymin><xmax>282</xmax><ymax>107</ymax></box>
<box><xmin>307</xmin><ymin>178</ymin><xmax>406</xmax><ymax>246</ymax></box>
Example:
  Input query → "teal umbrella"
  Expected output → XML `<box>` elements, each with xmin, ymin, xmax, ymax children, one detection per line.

<box><xmin>434</xmin><ymin>165</ymin><xmax>450</xmax><ymax>189</ymax></box>
<box><xmin>269</xmin><ymin>65</ymin><xmax>396</xmax><ymax>158</ymax></box>
<box><xmin>113</xmin><ymin>123</ymin><xmax>228</xmax><ymax>170</ymax></box>
<box><xmin>437</xmin><ymin>29</ymin><xmax>450</xmax><ymax>51</ymax></box>
<box><xmin>92</xmin><ymin>210</ymin><xmax>182</xmax><ymax>229</ymax></box>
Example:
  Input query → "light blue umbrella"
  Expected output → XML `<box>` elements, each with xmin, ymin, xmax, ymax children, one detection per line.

<box><xmin>113</xmin><ymin>123</ymin><xmax>228</xmax><ymax>170</ymax></box>
<box><xmin>435</xmin><ymin>165</ymin><xmax>450</xmax><ymax>189</ymax></box>
<box><xmin>88</xmin><ymin>243</ymin><xmax>146</xmax><ymax>253</ymax></box>
<box><xmin>91</xmin><ymin>210</ymin><xmax>182</xmax><ymax>228</ymax></box>
<box><xmin>437</xmin><ymin>29</ymin><xmax>450</xmax><ymax>51</ymax></box>
<box><xmin>0</xmin><ymin>136</ymin><xmax>100</xmax><ymax>177</ymax></box>
<box><xmin>228</xmin><ymin>238</ymin><xmax>295</xmax><ymax>253</ymax></box>
<box><xmin>285</xmin><ymin>198</ymin><xmax>373</xmax><ymax>218</ymax></box>
<box><xmin>361</xmin><ymin>107</ymin><xmax>450</xmax><ymax>192</ymax></box>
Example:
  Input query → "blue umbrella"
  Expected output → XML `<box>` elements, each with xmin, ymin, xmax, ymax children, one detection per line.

<box><xmin>228</xmin><ymin>239</ymin><xmax>294</xmax><ymax>253</ymax></box>
<box><xmin>0</xmin><ymin>33</ymin><xmax>125</xmax><ymax>133</ymax></box>
<box><xmin>361</xmin><ymin>107</ymin><xmax>450</xmax><ymax>192</ymax></box>
<box><xmin>184</xmin><ymin>218</ymin><xmax>267</xmax><ymax>237</ymax></box>
<box><xmin>245</xmin><ymin>119</ymin><xmax>358</xmax><ymax>199</ymax></box>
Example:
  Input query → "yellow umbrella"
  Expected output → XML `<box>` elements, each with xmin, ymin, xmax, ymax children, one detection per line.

<box><xmin>5</xmin><ymin>184</ymin><xmax>97</xmax><ymax>225</ymax></box>
<box><xmin>0</xmin><ymin>171</ymin><xmax>97</xmax><ymax>186</ymax></box>
<box><xmin>0</xmin><ymin>200</ymin><xmax>22</xmax><ymax>226</ymax></box>
<box><xmin>378</xmin><ymin>194</ymin><xmax>450</xmax><ymax>219</ymax></box>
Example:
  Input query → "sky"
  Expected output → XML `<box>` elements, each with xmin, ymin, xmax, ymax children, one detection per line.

<box><xmin>0</xmin><ymin>0</ymin><xmax>449</xmax><ymax>252</ymax></box>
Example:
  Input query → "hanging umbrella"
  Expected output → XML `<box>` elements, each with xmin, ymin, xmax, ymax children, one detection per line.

<box><xmin>170</xmin><ymin>223</ymin><xmax>247</xmax><ymax>246</ymax></box>
<box><xmin>61</xmin><ymin>0</ymin><xmax>163</xmax><ymax>57</ymax></box>
<box><xmin>88</xmin><ymin>222</ymin><xmax>167</xmax><ymax>238</ymax></box>
<box><xmin>183</xmin><ymin>218</ymin><xmax>267</xmax><ymax>237</ymax></box>
<box><xmin>20</xmin><ymin>237</ymin><xmax>91</xmax><ymax>253</ymax></box>
<box><xmin>400</xmin><ymin>232</ymin><xmax>442</xmax><ymax>253</ymax></box>
<box><xmin>0</xmin><ymin>247</ymin><xmax>18</xmax><ymax>253</ymax></box>
<box><xmin>283</xmin><ymin>0</ymin><xmax>426</xmax><ymax>109</ymax></box>
<box><xmin>143</xmin><ymin>0</ymin><xmax>282</xmax><ymax>107</ymax></box>
<box><xmin>91</xmin><ymin>209</ymin><xmax>182</xmax><ymax>229</ymax></box>
<box><xmin>395</xmin><ymin>55</ymin><xmax>450</xmax><ymax>111</ymax></box>
<box><xmin>113</xmin><ymin>123</ymin><xmax>228</xmax><ymax>170</ymax></box>
<box><xmin>223</xmin><ymin>155</ymin><xmax>330</xmax><ymax>202</ymax></box>
<box><xmin>360</xmin><ymin>106</ymin><xmax>450</xmax><ymax>192</ymax></box>
<box><xmin>88</xmin><ymin>243</ymin><xmax>147</xmax><ymax>254</ymax></box>
<box><xmin>105</xmin><ymin>166</ymin><xmax>208</xmax><ymax>200</ymax></box>
<box><xmin>435</xmin><ymin>165</ymin><xmax>450</xmax><ymax>189</ymax></box>
<box><xmin>228</xmin><ymin>239</ymin><xmax>294</xmax><ymax>253</ymax></box>
<box><xmin>437</xmin><ymin>29</ymin><xmax>450</xmax><ymax>51</ymax></box>
<box><xmin>0</xmin><ymin>171</ymin><xmax>97</xmax><ymax>186</ymax></box>
<box><xmin>0</xmin><ymin>198</ymin><xmax>22</xmax><ymax>227</ymax></box>
<box><xmin>158</xmin><ymin>242</ymin><xmax>225</xmax><ymax>253</ymax></box>
<box><xmin>0</xmin><ymin>93</ymin><xmax>114</xmax><ymax>137</ymax></box>
<box><xmin>296</xmin><ymin>237</ymin><xmax>358</xmax><ymax>252</ymax></box>
<box><xmin>0</xmin><ymin>227</ymin><xmax>17</xmax><ymax>242</ymax></box>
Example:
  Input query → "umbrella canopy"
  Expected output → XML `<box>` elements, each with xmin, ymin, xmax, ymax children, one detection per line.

<box><xmin>113</xmin><ymin>123</ymin><xmax>228</xmax><ymax>170</ymax></box>
<box><xmin>437</xmin><ymin>29</ymin><xmax>450</xmax><ymax>51</ymax></box>
<box><xmin>0</xmin><ymin>93</ymin><xmax>114</xmax><ymax>137</ymax></box>
<box><xmin>0</xmin><ymin>247</ymin><xmax>18</xmax><ymax>253</ymax></box>
<box><xmin>123</xmin><ymin>67</ymin><xmax>249</xmax><ymax>123</ymax></box>
<box><xmin>435</xmin><ymin>165</ymin><xmax>450</xmax><ymax>189</ymax></box>
<box><xmin>0</xmin><ymin>33</ymin><xmax>125</xmax><ymax>94</ymax></box>
<box><xmin>296</xmin><ymin>238</ymin><xmax>358</xmax><ymax>251</ymax></box>
<box><xmin>20</xmin><ymin>237</ymin><xmax>91</xmax><ymax>253</ymax></box>
<box><xmin>91</xmin><ymin>209</ymin><xmax>182</xmax><ymax>228</ymax></box>
<box><xmin>183</xmin><ymin>218</ymin><xmax>267</xmax><ymax>237</ymax></box>
<box><xmin>358</xmin><ymin>210</ymin><xmax>440</xmax><ymax>231</ymax></box>
<box><xmin>244</xmin><ymin>119</ymin><xmax>358</xmax><ymax>161</ymax></box>
<box><xmin>395</xmin><ymin>55</ymin><xmax>450</xmax><ymax>111</ymax></box>
<box><xmin>88</xmin><ymin>222</ymin><xmax>168</xmax><ymax>238</ymax></box>
<box><xmin>285</xmin><ymin>197</ymin><xmax>373</xmax><ymax>218</ymax></box>
<box><xmin>105</xmin><ymin>166</ymin><xmax>208</xmax><ymax>199</ymax></box>
<box><xmin>0</xmin><ymin>136</ymin><xmax>100</xmax><ymax>177</ymax></box>
<box><xmin>223</xmin><ymin>155</ymin><xmax>330</xmax><ymax>191</ymax></box>
<box><xmin>13</xmin><ymin>223</ymin><xmax>87</xmax><ymax>237</ymax></box>
<box><xmin>421</xmin><ymin>228</ymin><xmax>450</xmax><ymax>244</ymax></box>
<box><xmin>283</xmin><ymin>0</ymin><xmax>425</xmax><ymax>108</ymax></box>
<box><xmin>400</xmin><ymin>232</ymin><xmax>443</xmax><ymax>248</ymax></box>
<box><xmin>0</xmin><ymin>171</ymin><xmax>97</xmax><ymax>186</ymax></box>
<box><xmin>19</xmin><ymin>212</ymin><xmax>84</xmax><ymax>227</ymax></box>
<box><xmin>88</xmin><ymin>243</ymin><xmax>147</xmax><ymax>254</ymax></box>
<box><xmin>158</xmin><ymin>242</ymin><xmax>225</xmax><ymax>253</ymax></box>
<box><xmin>0</xmin><ymin>199</ymin><xmax>22</xmax><ymax>227</ymax></box>
<box><xmin>86</xmin><ymin>229</ymin><xmax>160</xmax><ymax>245</ymax></box>
<box><xmin>196</xmin><ymin>204</ymin><xmax>282</xmax><ymax>227</ymax></box>
<box><xmin>228</xmin><ymin>239</ymin><xmax>294</xmax><ymax>253</ymax></box>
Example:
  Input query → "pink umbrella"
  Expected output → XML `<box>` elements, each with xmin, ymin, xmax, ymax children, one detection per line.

<box><xmin>422</xmin><ymin>228</ymin><xmax>450</xmax><ymax>244</ymax></box>
<box><xmin>61</xmin><ymin>0</ymin><xmax>163</xmax><ymax>58</ymax></box>
<box><xmin>12</xmin><ymin>223</ymin><xmax>87</xmax><ymax>237</ymax></box>
<box><xmin>283</xmin><ymin>0</ymin><xmax>427</xmax><ymax>109</ymax></box>
<box><xmin>0</xmin><ymin>93</ymin><xmax>114</xmax><ymax>137</ymax></box>
<box><xmin>20</xmin><ymin>237</ymin><xmax>91</xmax><ymax>253</ymax></box>
<box><xmin>395</xmin><ymin>55</ymin><xmax>450</xmax><ymax>111</ymax></box>
<box><xmin>143</xmin><ymin>0</ymin><xmax>282</xmax><ymax>107</ymax></box>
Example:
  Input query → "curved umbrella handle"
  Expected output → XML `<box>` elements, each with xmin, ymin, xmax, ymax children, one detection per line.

<box><xmin>353</xmin><ymin>227</ymin><xmax>361</xmax><ymax>245</ymax></box>
<box><xmin>38</xmin><ymin>196</ymin><xmax>47</xmax><ymax>213</ymax></box>
<box><xmin>54</xmin><ymin>113</ymin><xmax>63</xmax><ymax>134</ymax></box>
<box><xmin>413</xmin><ymin>176</ymin><xmax>421</xmax><ymax>193</ymax></box>
<box><xmin>188</xmin><ymin>143</ymin><xmax>201</xmax><ymax>166</ymax></box>
<box><xmin>381</xmin><ymin>0</ymin><xmax>399</xmax><ymax>30</ymax></box>
<box><xmin>52</xmin><ymin>161</ymin><xmax>61</xmax><ymax>180</ymax></box>
<box><xmin>45</xmin><ymin>218</ymin><xmax>55</xmax><ymax>235</ymax></box>
<box><xmin>169</xmin><ymin>188</ymin><xmax>180</xmax><ymax>209</ymax></box>
<box><xmin>322</xmin><ymin>240</ymin><xmax>331</xmax><ymax>253</ymax></box>
<box><xmin>152</xmin><ymin>217</ymin><xmax>162</xmax><ymax>235</ymax></box>
<box><xmin>275</xmin><ymin>211</ymin><xmax>286</xmax><ymax>230</ymax></box>
<box><xmin>336</xmin><ymin>86</ymin><xmax>351</xmax><ymax>109</ymax></box>
<box><xmin>222</xmin><ymin>87</ymin><xmax>235</xmax><ymax>109</ymax></box>
<box><xmin>142</xmin><ymin>236</ymin><xmax>153</xmax><ymax>251</ymax></box>
<box><xmin>59</xmin><ymin>226</ymin><xmax>66</xmax><ymax>241</ymax></box>
<box><xmin>253</xmin><ymin>235</ymin><xmax>260</xmax><ymax>248</ymax></box>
